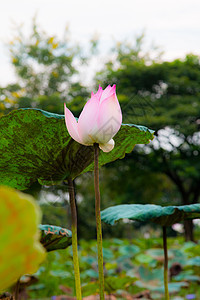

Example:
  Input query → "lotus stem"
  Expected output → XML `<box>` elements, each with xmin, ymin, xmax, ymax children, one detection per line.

<box><xmin>163</xmin><ymin>226</ymin><xmax>170</xmax><ymax>300</ymax></box>
<box><xmin>68</xmin><ymin>179</ymin><xmax>82</xmax><ymax>300</ymax></box>
<box><xmin>94</xmin><ymin>143</ymin><xmax>105</xmax><ymax>300</ymax></box>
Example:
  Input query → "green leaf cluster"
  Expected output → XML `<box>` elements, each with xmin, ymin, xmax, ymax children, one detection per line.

<box><xmin>27</xmin><ymin>238</ymin><xmax>200</xmax><ymax>299</ymax></box>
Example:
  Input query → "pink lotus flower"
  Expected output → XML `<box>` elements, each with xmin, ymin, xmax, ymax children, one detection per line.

<box><xmin>64</xmin><ymin>85</ymin><xmax>122</xmax><ymax>152</ymax></box>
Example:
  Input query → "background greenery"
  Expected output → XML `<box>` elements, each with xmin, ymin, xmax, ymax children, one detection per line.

<box><xmin>0</xmin><ymin>21</ymin><xmax>200</xmax><ymax>298</ymax></box>
<box><xmin>19</xmin><ymin>237</ymin><xmax>200</xmax><ymax>299</ymax></box>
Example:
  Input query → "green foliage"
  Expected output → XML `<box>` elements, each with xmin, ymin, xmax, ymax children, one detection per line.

<box><xmin>39</xmin><ymin>225</ymin><xmax>72</xmax><ymax>252</ymax></box>
<box><xmin>99</xmin><ymin>52</ymin><xmax>200</xmax><ymax>172</ymax></box>
<box><xmin>27</xmin><ymin>238</ymin><xmax>200</xmax><ymax>299</ymax></box>
<box><xmin>9</xmin><ymin>26</ymin><xmax>76</xmax><ymax>97</ymax></box>
<box><xmin>40</xmin><ymin>203</ymin><xmax>69</xmax><ymax>230</ymax></box>
<box><xmin>104</xmin><ymin>275</ymin><xmax>135</xmax><ymax>294</ymax></box>
<box><xmin>101</xmin><ymin>203</ymin><xmax>200</xmax><ymax>226</ymax></box>
<box><xmin>96</xmin><ymin>54</ymin><xmax>200</xmax><ymax>194</ymax></box>
<box><xmin>2</xmin><ymin>26</ymin><xmax>199</xmax><ymax>239</ymax></box>
<box><xmin>0</xmin><ymin>22</ymin><xmax>89</xmax><ymax>116</ymax></box>
<box><xmin>0</xmin><ymin>108</ymin><xmax>154</xmax><ymax>190</ymax></box>
<box><xmin>96</xmin><ymin>44</ymin><xmax>200</xmax><ymax>239</ymax></box>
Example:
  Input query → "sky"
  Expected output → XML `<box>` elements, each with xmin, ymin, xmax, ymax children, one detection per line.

<box><xmin>0</xmin><ymin>0</ymin><xmax>200</xmax><ymax>86</ymax></box>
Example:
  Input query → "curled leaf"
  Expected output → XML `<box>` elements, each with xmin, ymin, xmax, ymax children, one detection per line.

<box><xmin>39</xmin><ymin>224</ymin><xmax>72</xmax><ymax>251</ymax></box>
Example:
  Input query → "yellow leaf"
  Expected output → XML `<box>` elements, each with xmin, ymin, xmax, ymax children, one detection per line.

<box><xmin>48</xmin><ymin>37</ymin><xmax>54</xmax><ymax>44</ymax></box>
<box><xmin>11</xmin><ymin>57</ymin><xmax>18</xmax><ymax>64</ymax></box>
<box><xmin>11</xmin><ymin>92</ymin><xmax>20</xmax><ymax>98</ymax></box>
<box><xmin>5</xmin><ymin>98</ymin><xmax>17</xmax><ymax>104</ymax></box>
<box><xmin>52</xmin><ymin>42</ymin><xmax>59</xmax><ymax>49</ymax></box>
<box><xmin>0</xmin><ymin>103</ymin><xmax>5</xmax><ymax>110</ymax></box>
<box><xmin>0</xmin><ymin>186</ymin><xmax>46</xmax><ymax>292</ymax></box>
<box><xmin>52</xmin><ymin>71</ymin><xmax>58</xmax><ymax>78</ymax></box>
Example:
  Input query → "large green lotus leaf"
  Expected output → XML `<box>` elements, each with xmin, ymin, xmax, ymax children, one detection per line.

<box><xmin>0</xmin><ymin>186</ymin><xmax>46</xmax><ymax>292</ymax></box>
<box><xmin>39</xmin><ymin>224</ymin><xmax>72</xmax><ymax>252</ymax></box>
<box><xmin>0</xmin><ymin>109</ymin><xmax>154</xmax><ymax>190</ymax></box>
<box><xmin>101</xmin><ymin>204</ymin><xmax>200</xmax><ymax>227</ymax></box>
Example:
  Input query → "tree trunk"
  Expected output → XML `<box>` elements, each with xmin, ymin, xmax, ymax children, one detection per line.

<box><xmin>183</xmin><ymin>219</ymin><xmax>194</xmax><ymax>242</ymax></box>
<box><xmin>181</xmin><ymin>193</ymin><xmax>195</xmax><ymax>242</ymax></box>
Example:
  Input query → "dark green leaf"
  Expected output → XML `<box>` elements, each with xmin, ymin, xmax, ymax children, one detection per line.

<box><xmin>39</xmin><ymin>224</ymin><xmax>72</xmax><ymax>251</ymax></box>
<box><xmin>0</xmin><ymin>109</ymin><xmax>154</xmax><ymax>190</ymax></box>
<box><xmin>101</xmin><ymin>204</ymin><xmax>200</xmax><ymax>226</ymax></box>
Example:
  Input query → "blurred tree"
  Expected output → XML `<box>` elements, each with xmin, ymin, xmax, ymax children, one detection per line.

<box><xmin>0</xmin><ymin>21</ymin><xmax>89</xmax><ymax>116</ymax></box>
<box><xmin>96</xmin><ymin>43</ymin><xmax>200</xmax><ymax>241</ymax></box>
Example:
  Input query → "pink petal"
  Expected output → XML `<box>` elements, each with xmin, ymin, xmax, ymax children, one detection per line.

<box><xmin>78</xmin><ymin>92</ymin><xmax>101</xmax><ymax>144</ymax></box>
<box><xmin>64</xmin><ymin>104</ymin><xmax>83</xmax><ymax>144</ymax></box>
<box><xmin>99</xmin><ymin>139</ymin><xmax>115</xmax><ymax>152</ymax></box>
<box><xmin>93</xmin><ymin>85</ymin><xmax>103</xmax><ymax>100</ymax></box>
<box><xmin>100</xmin><ymin>85</ymin><xmax>116</xmax><ymax>104</ymax></box>
<box><xmin>96</xmin><ymin>93</ymin><xmax>122</xmax><ymax>143</ymax></box>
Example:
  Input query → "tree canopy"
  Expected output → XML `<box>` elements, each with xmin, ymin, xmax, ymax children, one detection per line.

<box><xmin>0</xmin><ymin>22</ymin><xmax>89</xmax><ymax>116</ymax></box>
<box><xmin>96</xmin><ymin>43</ymin><xmax>200</xmax><ymax>240</ymax></box>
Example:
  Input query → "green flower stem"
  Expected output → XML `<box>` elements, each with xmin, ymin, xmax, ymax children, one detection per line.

<box><xmin>163</xmin><ymin>226</ymin><xmax>170</xmax><ymax>300</ymax></box>
<box><xmin>94</xmin><ymin>143</ymin><xmax>105</xmax><ymax>300</ymax></box>
<box><xmin>68</xmin><ymin>178</ymin><xmax>82</xmax><ymax>300</ymax></box>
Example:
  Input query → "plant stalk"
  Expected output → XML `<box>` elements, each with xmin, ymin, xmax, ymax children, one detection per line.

<box><xmin>68</xmin><ymin>179</ymin><xmax>82</xmax><ymax>300</ymax></box>
<box><xmin>163</xmin><ymin>226</ymin><xmax>170</xmax><ymax>300</ymax></box>
<box><xmin>94</xmin><ymin>143</ymin><xmax>105</xmax><ymax>300</ymax></box>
